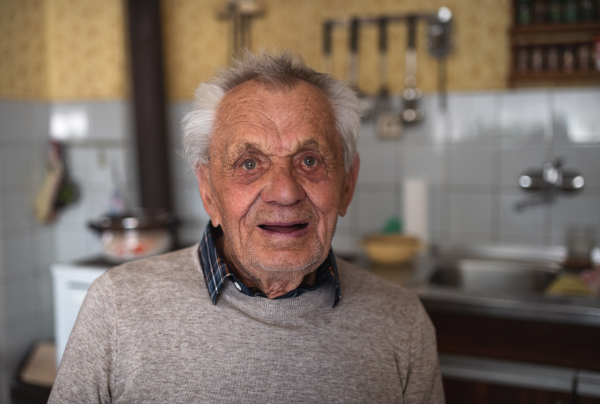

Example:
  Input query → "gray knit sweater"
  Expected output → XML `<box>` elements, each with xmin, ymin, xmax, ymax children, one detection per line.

<box><xmin>49</xmin><ymin>245</ymin><xmax>444</xmax><ymax>403</ymax></box>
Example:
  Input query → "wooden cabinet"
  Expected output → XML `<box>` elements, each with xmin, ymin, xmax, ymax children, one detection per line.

<box><xmin>428</xmin><ymin>311</ymin><xmax>600</xmax><ymax>403</ymax></box>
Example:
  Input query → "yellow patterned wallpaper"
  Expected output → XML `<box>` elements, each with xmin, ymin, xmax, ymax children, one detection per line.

<box><xmin>164</xmin><ymin>0</ymin><xmax>511</xmax><ymax>100</ymax></box>
<box><xmin>0</xmin><ymin>0</ymin><xmax>49</xmax><ymax>99</ymax></box>
<box><xmin>46</xmin><ymin>0</ymin><xmax>127</xmax><ymax>99</ymax></box>
<box><xmin>0</xmin><ymin>0</ymin><xmax>511</xmax><ymax>100</ymax></box>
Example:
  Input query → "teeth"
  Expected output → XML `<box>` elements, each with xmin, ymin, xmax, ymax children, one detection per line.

<box><xmin>260</xmin><ymin>224</ymin><xmax>307</xmax><ymax>233</ymax></box>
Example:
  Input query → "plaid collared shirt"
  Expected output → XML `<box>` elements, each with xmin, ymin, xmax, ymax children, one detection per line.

<box><xmin>198</xmin><ymin>223</ymin><xmax>341</xmax><ymax>307</ymax></box>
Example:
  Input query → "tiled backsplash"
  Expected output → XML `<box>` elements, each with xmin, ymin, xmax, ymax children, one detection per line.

<box><xmin>169</xmin><ymin>88</ymin><xmax>600</xmax><ymax>253</ymax></box>
<box><xmin>0</xmin><ymin>100</ymin><xmax>54</xmax><ymax>401</ymax></box>
<box><xmin>0</xmin><ymin>87</ymin><xmax>599</xmax><ymax>402</ymax></box>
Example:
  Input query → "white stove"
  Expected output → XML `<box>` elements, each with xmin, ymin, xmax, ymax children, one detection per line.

<box><xmin>51</xmin><ymin>259</ymin><xmax>112</xmax><ymax>366</ymax></box>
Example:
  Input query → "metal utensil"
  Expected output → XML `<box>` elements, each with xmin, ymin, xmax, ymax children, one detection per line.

<box><xmin>322</xmin><ymin>21</ymin><xmax>333</xmax><ymax>74</ymax></box>
<box><xmin>401</xmin><ymin>15</ymin><xmax>424</xmax><ymax>124</ymax></box>
<box><xmin>374</xmin><ymin>17</ymin><xmax>402</xmax><ymax>138</ymax></box>
<box><xmin>428</xmin><ymin>7</ymin><xmax>453</xmax><ymax>110</ymax></box>
<box><xmin>347</xmin><ymin>17</ymin><xmax>374</xmax><ymax>118</ymax></box>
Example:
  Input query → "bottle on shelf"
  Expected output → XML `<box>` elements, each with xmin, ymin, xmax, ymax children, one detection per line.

<box><xmin>594</xmin><ymin>36</ymin><xmax>600</xmax><ymax>71</ymax></box>
<box><xmin>548</xmin><ymin>0</ymin><xmax>563</xmax><ymax>23</ymax></box>
<box><xmin>533</xmin><ymin>0</ymin><xmax>547</xmax><ymax>23</ymax></box>
<box><xmin>563</xmin><ymin>45</ymin><xmax>575</xmax><ymax>72</ymax></box>
<box><xmin>518</xmin><ymin>47</ymin><xmax>529</xmax><ymax>73</ymax></box>
<box><xmin>517</xmin><ymin>0</ymin><xmax>533</xmax><ymax>24</ymax></box>
<box><xmin>532</xmin><ymin>46</ymin><xmax>544</xmax><ymax>71</ymax></box>
<box><xmin>547</xmin><ymin>45</ymin><xmax>560</xmax><ymax>71</ymax></box>
<box><xmin>578</xmin><ymin>43</ymin><xmax>590</xmax><ymax>70</ymax></box>
<box><xmin>579</xmin><ymin>0</ymin><xmax>595</xmax><ymax>21</ymax></box>
<box><xmin>564</xmin><ymin>0</ymin><xmax>579</xmax><ymax>22</ymax></box>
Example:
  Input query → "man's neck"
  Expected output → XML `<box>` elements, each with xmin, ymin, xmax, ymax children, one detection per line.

<box><xmin>215</xmin><ymin>235</ymin><xmax>317</xmax><ymax>299</ymax></box>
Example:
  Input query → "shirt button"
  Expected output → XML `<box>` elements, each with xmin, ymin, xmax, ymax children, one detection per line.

<box><xmin>234</xmin><ymin>282</ymin><xmax>242</xmax><ymax>291</ymax></box>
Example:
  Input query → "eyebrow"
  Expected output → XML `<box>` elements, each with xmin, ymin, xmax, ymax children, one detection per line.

<box><xmin>230</xmin><ymin>139</ymin><xmax>324</xmax><ymax>158</ymax></box>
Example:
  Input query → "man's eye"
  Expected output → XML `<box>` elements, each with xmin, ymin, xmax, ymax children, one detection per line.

<box><xmin>243</xmin><ymin>159</ymin><xmax>257</xmax><ymax>170</ymax></box>
<box><xmin>303</xmin><ymin>156</ymin><xmax>317</xmax><ymax>167</ymax></box>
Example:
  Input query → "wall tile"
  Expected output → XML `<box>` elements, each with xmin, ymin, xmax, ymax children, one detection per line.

<box><xmin>54</xmin><ymin>229</ymin><xmax>88</xmax><ymax>262</ymax></box>
<box><xmin>0</xmin><ymin>146</ymin><xmax>39</xmax><ymax>188</ymax></box>
<box><xmin>50</xmin><ymin>101</ymin><xmax>132</xmax><ymax>141</ymax></box>
<box><xmin>4</xmin><ymin>319</ymin><xmax>37</xmax><ymax>368</ymax></box>
<box><xmin>0</xmin><ymin>101</ymin><xmax>49</xmax><ymax>141</ymax></box>
<box><xmin>357</xmin><ymin>188</ymin><xmax>398</xmax><ymax>235</ymax></box>
<box><xmin>33</xmin><ymin>227</ymin><xmax>55</xmax><ymax>269</ymax></box>
<box><xmin>499</xmin><ymin>146</ymin><xmax>550</xmax><ymax>187</ymax></box>
<box><xmin>450</xmin><ymin>146</ymin><xmax>494</xmax><ymax>186</ymax></box>
<box><xmin>357</xmin><ymin>145</ymin><xmax>397</xmax><ymax>185</ymax></box>
<box><xmin>357</xmin><ymin>120</ymin><xmax>378</xmax><ymax>147</ymax></box>
<box><xmin>400</xmin><ymin>95</ymin><xmax>449</xmax><ymax>147</ymax></box>
<box><xmin>4</xmin><ymin>277</ymin><xmax>36</xmax><ymax>321</ymax></box>
<box><xmin>449</xmin><ymin>193</ymin><xmax>493</xmax><ymax>235</ymax></box>
<box><xmin>448</xmin><ymin>92</ymin><xmax>499</xmax><ymax>146</ymax></box>
<box><xmin>550</xmin><ymin>194</ymin><xmax>600</xmax><ymax>245</ymax></box>
<box><xmin>2</xmin><ymin>234</ymin><xmax>34</xmax><ymax>280</ymax></box>
<box><xmin>178</xmin><ymin>223</ymin><xmax>207</xmax><ymax>246</ymax></box>
<box><xmin>553</xmin><ymin>89</ymin><xmax>600</xmax><ymax>146</ymax></box>
<box><xmin>444</xmin><ymin>231</ymin><xmax>493</xmax><ymax>244</ymax></box>
<box><xmin>498</xmin><ymin>192</ymin><xmax>547</xmax><ymax>236</ymax></box>
<box><xmin>331</xmin><ymin>232</ymin><xmax>359</xmax><ymax>255</ymax></box>
<box><xmin>429</xmin><ymin>184</ymin><xmax>450</xmax><ymax>243</ymax></box>
<box><xmin>500</xmin><ymin>90</ymin><xmax>551</xmax><ymax>147</ymax></box>
<box><xmin>174</xmin><ymin>186</ymin><xmax>209</xmax><ymax>222</ymax></box>
<box><xmin>31</xmin><ymin>272</ymin><xmax>53</xmax><ymax>312</ymax></box>
<box><xmin>336</xmin><ymin>196</ymin><xmax>358</xmax><ymax>231</ymax></box>
<box><xmin>402</xmin><ymin>146</ymin><xmax>448</xmax><ymax>185</ymax></box>
<box><xmin>498</xmin><ymin>233</ymin><xmax>545</xmax><ymax>246</ymax></box>
<box><xmin>0</xmin><ymin>190</ymin><xmax>35</xmax><ymax>233</ymax></box>
<box><xmin>553</xmin><ymin>145</ymin><xmax>600</xmax><ymax>189</ymax></box>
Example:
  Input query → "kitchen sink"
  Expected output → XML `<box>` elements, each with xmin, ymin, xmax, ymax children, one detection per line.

<box><xmin>408</xmin><ymin>244</ymin><xmax>600</xmax><ymax>327</ymax></box>
<box><xmin>428</xmin><ymin>258</ymin><xmax>560</xmax><ymax>296</ymax></box>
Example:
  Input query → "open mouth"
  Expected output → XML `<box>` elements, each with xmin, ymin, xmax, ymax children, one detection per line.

<box><xmin>258</xmin><ymin>222</ymin><xmax>309</xmax><ymax>234</ymax></box>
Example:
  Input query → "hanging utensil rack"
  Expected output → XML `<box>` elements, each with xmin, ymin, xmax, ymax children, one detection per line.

<box><xmin>322</xmin><ymin>7</ymin><xmax>453</xmax><ymax>117</ymax></box>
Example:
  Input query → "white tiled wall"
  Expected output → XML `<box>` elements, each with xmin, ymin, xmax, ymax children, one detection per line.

<box><xmin>0</xmin><ymin>99</ymin><xmax>135</xmax><ymax>403</ymax></box>
<box><xmin>168</xmin><ymin>88</ymin><xmax>600</xmax><ymax>254</ymax></box>
<box><xmin>0</xmin><ymin>100</ymin><xmax>54</xmax><ymax>403</ymax></box>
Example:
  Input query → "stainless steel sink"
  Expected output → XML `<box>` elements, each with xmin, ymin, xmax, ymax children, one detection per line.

<box><xmin>428</xmin><ymin>258</ymin><xmax>560</xmax><ymax>295</ymax></box>
<box><xmin>408</xmin><ymin>244</ymin><xmax>600</xmax><ymax>327</ymax></box>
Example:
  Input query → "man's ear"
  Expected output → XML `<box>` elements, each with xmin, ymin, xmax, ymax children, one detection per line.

<box><xmin>339</xmin><ymin>154</ymin><xmax>360</xmax><ymax>217</ymax></box>
<box><xmin>195</xmin><ymin>164</ymin><xmax>222</xmax><ymax>227</ymax></box>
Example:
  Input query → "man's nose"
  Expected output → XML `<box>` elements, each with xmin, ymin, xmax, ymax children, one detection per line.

<box><xmin>261</xmin><ymin>164</ymin><xmax>305</xmax><ymax>205</ymax></box>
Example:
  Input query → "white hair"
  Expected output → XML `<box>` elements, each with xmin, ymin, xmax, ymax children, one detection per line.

<box><xmin>182</xmin><ymin>50</ymin><xmax>363</xmax><ymax>173</ymax></box>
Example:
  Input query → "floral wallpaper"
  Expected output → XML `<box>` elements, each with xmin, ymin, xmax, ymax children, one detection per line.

<box><xmin>0</xmin><ymin>0</ymin><xmax>511</xmax><ymax>101</ymax></box>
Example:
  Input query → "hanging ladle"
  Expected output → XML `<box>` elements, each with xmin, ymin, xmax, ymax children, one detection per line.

<box><xmin>374</xmin><ymin>17</ymin><xmax>402</xmax><ymax>138</ymax></box>
<box><xmin>401</xmin><ymin>15</ymin><xmax>424</xmax><ymax>124</ymax></box>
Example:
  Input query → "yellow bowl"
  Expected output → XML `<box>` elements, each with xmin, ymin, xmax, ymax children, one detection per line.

<box><xmin>361</xmin><ymin>234</ymin><xmax>422</xmax><ymax>265</ymax></box>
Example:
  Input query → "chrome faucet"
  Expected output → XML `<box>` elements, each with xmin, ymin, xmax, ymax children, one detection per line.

<box><xmin>514</xmin><ymin>157</ymin><xmax>585</xmax><ymax>212</ymax></box>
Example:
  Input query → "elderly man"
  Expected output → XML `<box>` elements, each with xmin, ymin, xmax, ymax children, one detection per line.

<box><xmin>49</xmin><ymin>52</ymin><xmax>444</xmax><ymax>403</ymax></box>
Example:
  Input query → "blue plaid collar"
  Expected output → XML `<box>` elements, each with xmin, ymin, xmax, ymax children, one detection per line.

<box><xmin>198</xmin><ymin>223</ymin><xmax>341</xmax><ymax>307</ymax></box>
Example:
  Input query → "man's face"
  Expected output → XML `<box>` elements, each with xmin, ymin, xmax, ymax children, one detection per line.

<box><xmin>196</xmin><ymin>80</ymin><xmax>358</xmax><ymax>281</ymax></box>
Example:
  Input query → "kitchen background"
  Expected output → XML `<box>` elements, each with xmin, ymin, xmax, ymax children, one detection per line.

<box><xmin>0</xmin><ymin>0</ymin><xmax>599</xmax><ymax>402</ymax></box>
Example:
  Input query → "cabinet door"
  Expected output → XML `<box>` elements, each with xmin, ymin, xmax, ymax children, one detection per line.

<box><xmin>444</xmin><ymin>377</ymin><xmax>600</xmax><ymax>404</ymax></box>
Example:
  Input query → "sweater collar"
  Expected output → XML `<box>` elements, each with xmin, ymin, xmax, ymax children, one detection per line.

<box><xmin>197</xmin><ymin>223</ymin><xmax>341</xmax><ymax>307</ymax></box>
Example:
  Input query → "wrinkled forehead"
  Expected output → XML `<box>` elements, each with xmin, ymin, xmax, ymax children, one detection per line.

<box><xmin>211</xmin><ymin>80</ymin><xmax>339</xmax><ymax>155</ymax></box>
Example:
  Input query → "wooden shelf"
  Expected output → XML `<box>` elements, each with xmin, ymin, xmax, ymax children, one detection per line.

<box><xmin>511</xmin><ymin>22</ymin><xmax>600</xmax><ymax>46</ymax></box>
<box><xmin>511</xmin><ymin>21</ymin><xmax>600</xmax><ymax>34</ymax></box>
<box><xmin>509</xmin><ymin>71</ymin><xmax>600</xmax><ymax>87</ymax></box>
<box><xmin>508</xmin><ymin>19</ymin><xmax>600</xmax><ymax>87</ymax></box>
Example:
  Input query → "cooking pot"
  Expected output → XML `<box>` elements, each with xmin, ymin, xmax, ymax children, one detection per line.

<box><xmin>88</xmin><ymin>209</ymin><xmax>176</xmax><ymax>263</ymax></box>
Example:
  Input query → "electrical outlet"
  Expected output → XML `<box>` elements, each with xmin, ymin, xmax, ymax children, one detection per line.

<box><xmin>376</xmin><ymin>112</ymin><xmax>402</xmax><ymax>139</ymax></box>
